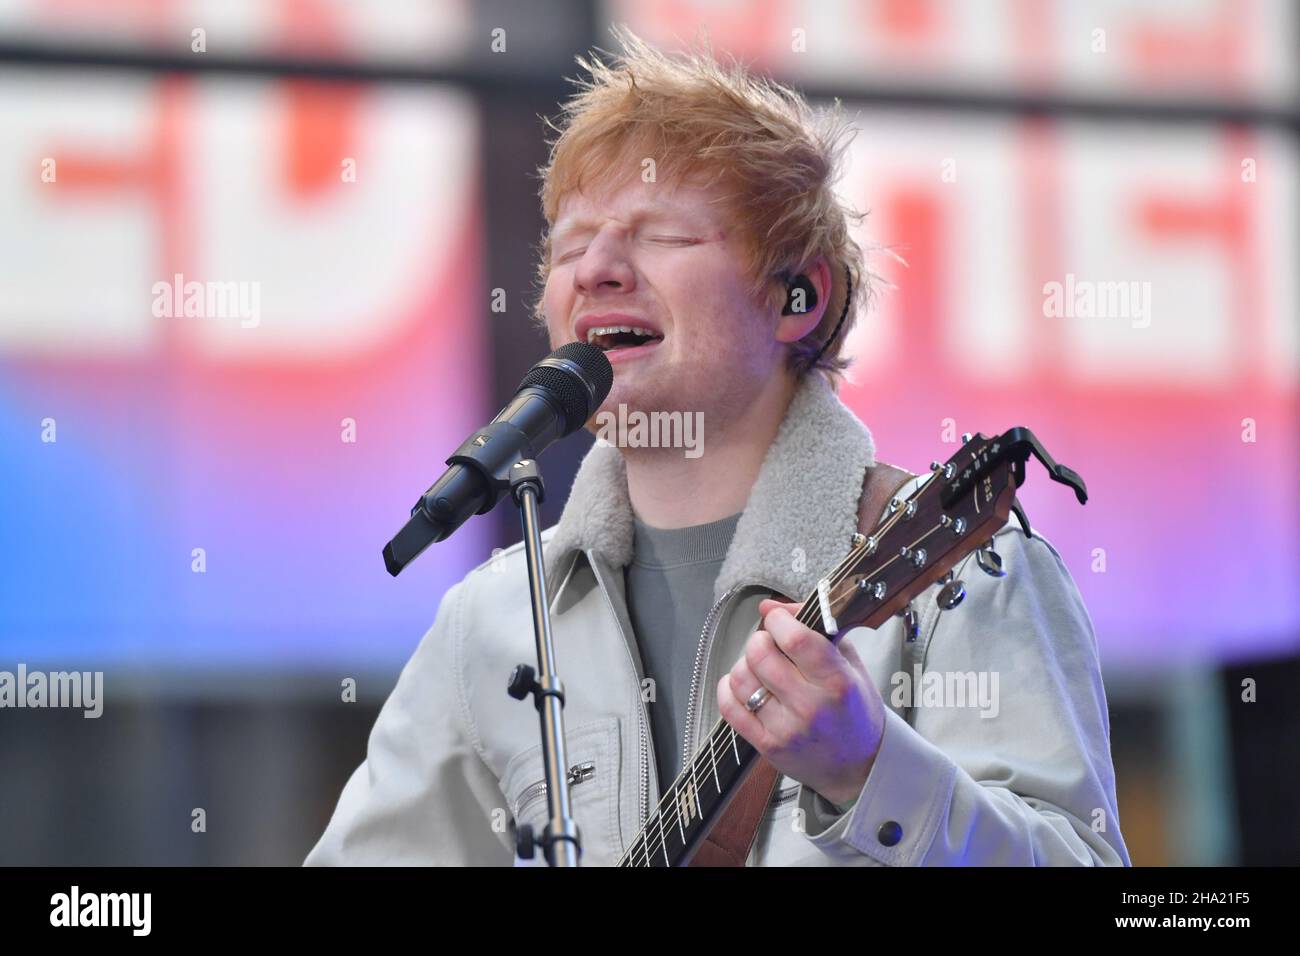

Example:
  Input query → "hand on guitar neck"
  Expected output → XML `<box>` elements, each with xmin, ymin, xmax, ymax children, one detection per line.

<box><xmin>716</xmin><ymin>597</ymin><xmax>887</xmax><ymax>808</ymax></box>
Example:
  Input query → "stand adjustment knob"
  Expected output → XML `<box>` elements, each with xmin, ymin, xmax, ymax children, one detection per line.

<box><xmin>507</xmin><ymin>664</ymin><xmax>537</xmax><ymax>701</ymax></box>
<box><xmin>514</xmin><ymin>822</ymin><xmax>536</xmax><ymax>860</ymax></box>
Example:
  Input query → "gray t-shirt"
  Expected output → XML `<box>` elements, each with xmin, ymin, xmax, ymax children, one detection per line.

<box><xmin>625</xmin><ymin>510</ymin><xmax>742</xmax><ymax>789</ymax></box>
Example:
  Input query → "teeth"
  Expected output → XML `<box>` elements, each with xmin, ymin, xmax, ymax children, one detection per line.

<box><xmin>585</xmin><ymin>324</ymin><xmax>659</xmax><ymax>344</ymax></box>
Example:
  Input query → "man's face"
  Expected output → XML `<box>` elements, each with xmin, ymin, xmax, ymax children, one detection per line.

<box><xmin>543</xmin><ymin>172</ymin><xmax>786</xmax><ymax>429</ymax></box>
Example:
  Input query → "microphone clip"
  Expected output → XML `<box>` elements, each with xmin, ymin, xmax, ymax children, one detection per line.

<box><xmin>421</xmin><ymin>419</ymin><xmax>539</xmax><ymax>521</ymax></box>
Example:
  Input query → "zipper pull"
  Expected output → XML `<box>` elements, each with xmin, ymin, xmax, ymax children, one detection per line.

<box><xmin>567</xmin><ymin>761</ymin><xmax>596</xmax><ymax>786</ymax></box>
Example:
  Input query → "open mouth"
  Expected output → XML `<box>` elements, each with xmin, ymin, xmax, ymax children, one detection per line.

<box><xmin>585</xmin><ymin>325</ymin><xmax>664</xmax><ymax>353</ymax></box>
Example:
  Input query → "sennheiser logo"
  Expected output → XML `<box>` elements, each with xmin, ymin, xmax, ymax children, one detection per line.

<box><xmin>50</xmin><ymin>886</ymin><xmax>151</xmax><ymax>936</ymax></box>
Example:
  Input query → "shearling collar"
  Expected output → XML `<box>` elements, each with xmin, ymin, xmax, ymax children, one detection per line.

<box><xmin>543</xmin><ymin>373</ymin><xmax>876</xmax><ymax>605</ymax></box>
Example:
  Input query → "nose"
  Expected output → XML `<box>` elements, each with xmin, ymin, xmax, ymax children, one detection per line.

<box><xmin>573</xmin><ymin>227</ymin><xmax>636</xmax><ymax>297</ymax></box>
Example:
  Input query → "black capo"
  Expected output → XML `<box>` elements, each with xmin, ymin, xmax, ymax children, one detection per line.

<box><xmin>940</xmin><ymin>426</ymin><xmax>1088</xmax><ymax>539</ymax></box>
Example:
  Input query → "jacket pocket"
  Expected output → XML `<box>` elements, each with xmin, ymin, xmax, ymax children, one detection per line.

<box><xmin>500</xmin><ymin>716</ymin><xmax>621</xmax><ymax>865</ymax></box>
<box><xmin>512</xmin><ymin>760</ymin><xmax>598</xmax><ymax>822</ymax></box>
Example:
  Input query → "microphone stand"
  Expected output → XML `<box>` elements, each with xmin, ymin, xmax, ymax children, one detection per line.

<box><xmin>381</xmin><ymin>343</ymin><xmax>611</xmax><ymax>864</ymax></box>
<box><xmin>504</xmin><ymin>458</ymin><xmax>582</xmax><ymax>866</ymax></box>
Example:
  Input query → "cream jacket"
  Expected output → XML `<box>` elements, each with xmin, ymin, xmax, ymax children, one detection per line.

<box><xmin>306</xmin><ymin>374</ymin><xmax>1130</xmax><ymax>866</ymax></box>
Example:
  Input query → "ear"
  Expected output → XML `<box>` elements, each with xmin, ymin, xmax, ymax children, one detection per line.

<box><xmin>774</xmin><ymin>255</ymin><xmax>832</xmax><ymax>344</ymax></box>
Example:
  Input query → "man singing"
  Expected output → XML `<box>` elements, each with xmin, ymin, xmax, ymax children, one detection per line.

<box><xmin>306</xmin><ymin>27</ymin><xmax>1129</xmax><ymax>866</ymax></box>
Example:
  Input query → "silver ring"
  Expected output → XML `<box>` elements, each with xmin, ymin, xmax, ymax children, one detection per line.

<box><xmin>745</xmin><ymin>687</ymin><xmax>773</xmax><ymax>713</ymax></box>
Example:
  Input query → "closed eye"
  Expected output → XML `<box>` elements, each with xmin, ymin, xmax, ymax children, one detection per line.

<box><xmin>554</xmin><ymin>236</ymin><xmax>698</xmax><ymax>264</ymax></box>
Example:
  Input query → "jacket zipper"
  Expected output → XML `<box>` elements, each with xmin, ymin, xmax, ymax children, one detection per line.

<box><xmin>589</xmin><ymin>558</ymin><xmax>655</xmax><ymax>829</ymax></box>
<box><xmin>681</xmin><ymin>584</ymin><xmax>747</xmax><ymax>769</ymax></box>
<box><xmin>772</xmin><ymin>784</ymin><xmax>799</xmax><ymax>807</ymax></box>
<box><xmin>514</xmin><ymin>761</ymin><xmax>597</xmax><ymax>821</ymax></box>
<box><xmin>681</xmin><ymin>581</ymin><xmax>788</xmax><ymax>766</ymax></box>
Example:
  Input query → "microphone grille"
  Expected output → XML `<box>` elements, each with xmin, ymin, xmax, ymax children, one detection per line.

<box><xmin>520</xmin><ymin>342</ymin><xmax>613</xmax><ymax>434</ymax></box>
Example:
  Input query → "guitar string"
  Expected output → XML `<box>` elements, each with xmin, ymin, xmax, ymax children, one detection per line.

<box><xmin>618</xmin><ymin>469</ymin><xmax>949</xmax><ymax>865</ymax></box>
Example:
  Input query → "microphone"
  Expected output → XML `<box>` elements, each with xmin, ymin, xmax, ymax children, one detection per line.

<box><xmin>383</xmin><ymin>342</ymin><xmax>614</xmax><ymax>576</ymax></box>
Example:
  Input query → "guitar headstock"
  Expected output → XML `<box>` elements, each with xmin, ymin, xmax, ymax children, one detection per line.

<box><xmin>814</xmin><ymin>428</ymin><xmax>1087</xmax><ymax>636</ymax></box>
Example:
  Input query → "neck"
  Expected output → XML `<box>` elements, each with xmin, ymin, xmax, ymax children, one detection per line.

<box><xmin>622</xmin><ymin>372</ymin><xmax>797</xmax><ymax>528</ymax></box>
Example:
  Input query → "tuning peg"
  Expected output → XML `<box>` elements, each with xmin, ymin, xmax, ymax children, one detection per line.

<box><xmin>853</xmin><ymin>577</ymin><xmax>886</xmax><ymax>601</ymax></box>
<box><xmin>898</xmin><ymin>602</ymin><xmax>920</xmax><ymax>643</ymax></box>
<box><xmin>936</xmin><ymin>571</ymin><xmax>966</xmax><ymax>610</ymax></box>
<box><xmin>851</xmin><ymin>533</ymin><xmax>877</xmax><ymax>556</ymax></box>
<box><xmin>976</xmin><ymin>538</ymin><xmax>1006</xmax><ymax>578</ymax></box>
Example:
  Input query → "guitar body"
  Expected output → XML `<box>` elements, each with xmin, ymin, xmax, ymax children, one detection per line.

<box><xmin>685</xmin><ymin>756</ymin><xmax>782</xmax><ymax>866</ymax></box>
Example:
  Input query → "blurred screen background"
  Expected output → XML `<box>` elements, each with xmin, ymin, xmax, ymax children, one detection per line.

<box><xmin>0</xmin><ymin>0</ymin><xmax>1296</xmax><ymax>864</ymax></box>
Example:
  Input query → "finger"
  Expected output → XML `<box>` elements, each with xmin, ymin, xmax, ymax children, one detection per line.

<box><xmin>755</xmin><ymin>601</ymin><xmax>799</xmax><ymax>667</ymax></box>
<box><xmin>758</xmin><ymin>598</ymin><xmax>803</xmax><ymax>619</ymax></box>
<box><xmin>836</xmin><ymin>634</ymin><xmax>870</xmax><ymax>679</ymax></box>
<box><xmin>726</xmin><ymin>652</ymin><xmax>766</xmax><ymax>709</ymax></box>
<box><xmin>718</xmin><ymin>664</ymin><xmax>801</xmax><ymax>747</ymax></box>
<box><xmin>763</xmin><ymin>606</ymin><xmax>843</xmax><ymax>683</ymax></box>
<box><xmin>744</xmin><ymin>627</ymin><xmax>810</xmax><ymax>703</ymax></box>
<box><xmin>725</xmin><ymin>651</ymin><xmax>799</xmax><ymax>734</ymax></box>
<box><xmin>727</xmin><ymin>647</ymin><xmax>803</xmax><ymax>737</ymax></box>
<box><xmin>716</xmin><ymin>673</ymin><xmax>772</xmax><ymax>751</ymax></box>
